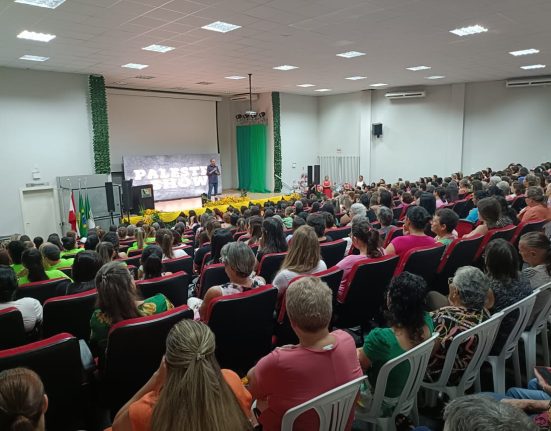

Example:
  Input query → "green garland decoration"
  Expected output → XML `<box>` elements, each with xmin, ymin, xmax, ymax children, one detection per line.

<box><xmin>89</xmin><ymin>75</ymin><xmax>111</xmax><ymax>174</ymax></box>
<box><xmin>272</xmin><ymin>91</ymin><xmax>282</xmax><ymax>193</ymax></box>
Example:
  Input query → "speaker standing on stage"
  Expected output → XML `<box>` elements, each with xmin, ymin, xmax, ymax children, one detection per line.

<box><xmin>207</xmin><ymin>158</ymin><xmax>220</xmax><ymax>199</ymax></box>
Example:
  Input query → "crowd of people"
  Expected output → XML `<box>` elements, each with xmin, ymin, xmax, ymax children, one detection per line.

<box><xmin>0</xmin><ymin>161</ymin><xmax>550</xmax><ymax>430</ymax></box>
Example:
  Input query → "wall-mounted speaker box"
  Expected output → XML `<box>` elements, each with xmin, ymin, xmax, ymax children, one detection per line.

<box><xmin>372</xmin><ymin>123</ymin><xmax>383</xmax><ymax>137</ymax></box>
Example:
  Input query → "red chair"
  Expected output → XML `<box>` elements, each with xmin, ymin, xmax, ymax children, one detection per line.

<box><xmin>456</xmin><ymin>219</ymin><xmax>476</xmax><ymax>238</ymax></box>
<box><xmin>0</xmin><ymin>307</ymin><xmax>27</xmax><ymax>349</ymax></box>
<box><xmin>233</xmin><ymin>230</ymin><xmax>248</xmax><ymax>241</ymax></box>
<box><xmin>510</xmin><ymin>219</ymin><xmax>547</xmax><ymax>247</ymax></box>
<box><xmin>205</xmin><ymin>285</ymin><xmax>277</xmax><ymax>376</ymax></box>
<box><xmin>117</xmin><ymin>254</ymin><xmax>141</xmax><ymax>267</ymax></box>
<box><xmin>433</xmin><ymin>235</ymin><xmax>484</xmax><ymax>294</ymax></box>
<box><xmin>394</xmin><ymin>243</ymin><xmax>446</xmax><ymax>285</ymax></box>
<box><xmin>136</xmin><ymin>271</ymin><xmax>190</xmax><ymax>306</ymax></box>
<box><xmin>101</xmin><ymin>305</ymin><xmax>193</xmax><ymax>415</ymax></box>
<box><xmin>334</xmin><ymin>255</ymin><xmax>400</xmax><ymax>331</ymax></box>
<box><xmin>452</xmin><ymin>198</ymin><xmax>474</xmax><ymax>219</ymax></box>
<box><xmin>257</xmin><ymin>252</ymin><xmax>288</xmax><ymax>284</ymax></box>
<box><xmin>249</xmin><ymin>242</ymin><xmax>260</xmax><ymax>255</ymax></box>
<box><xmin>238</xmin><ymin>234</ymin><xmax>251</xmax><ymax>242</ymax></box>
<box><xmin>473</xmin><ymin>225</ymin><xmax>518</xmax><ymax>263</ymax></box>
<box><xmin>43</xmin><ymin>289</ymin><xmax>97</xmax><ymax>341</ymax></box>
<box><xmin>274</xmin><ymin>290</ymin><xmax>299</xmax><ymax>346</ymax></box>
<box><xmin>511</xmin><ymin>195</ymin><xmax>527</xmax><ymax>212</ymax></box>
<box><xmin>319</xmin><ymin>239</ymin><xmax>347</xmax><ymax>268</ymax></box>
<box><xmin>327</xmin><ymin>226</ymin><xmax>351</xmax><ymax>240</ymax></box>
<box><xmin>127</xmin><ymin>248</ymin><xmax>143</xmax><ymax>257</ymax></box>
<box><xmin>163</xmin><ymin>255</ymin><xmax>193</xmax><ymax>275</ymax></box>
<box><xmin>15</xmin><ymin>278</ymin><xmax>71</xmax><ymax>304</ymax></box>
<box><xmin>200</xmin><ymin>251</ymin><xmax>212</xmax><ymax>273</ymax></box>
<box><xmin>383</xmin><ymin>226</ymin><xmax>403</xmax><ymax>248</ymax></box>
<box><xmin>0</xmin><ymin>333</ymin><xmax>86</xmax><ymax>430</ymax></box>
<box><xmin>392</xmin><ymin>207</ymin><xmax>403</xmax><ymax>221</ymax></box>
<box><xmin>288</xmin><ymin>266</ymin><xmax>344</xmax><ymax>307</ymax></box>
<box><xmin>198</xmin><ymin>263</ymin><xmax>230</xmax><ymax>298</ymax></box>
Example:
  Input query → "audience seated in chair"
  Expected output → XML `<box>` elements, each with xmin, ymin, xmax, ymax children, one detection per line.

<box><xmin>111</xmin><ymin>319</ymin><xmax>253</xmax><ymax>431</ymax></box>
<box><xmin>518</xmin><ymin>186</ymin><xmax>551</xmax><ymax>223</ymax></box>
<box><xmin>431</xmin><ymin>208</ymin><xmax>459</xmax><ymax>247</ymax></box>
<box><xmin>377</xmin><ymin>206</ymin><xmax>394</xmax><ymax>240</ymax></box>
<box><xmin>65</xmin><ymin>250</ymin><xmax>102</xmax><ymax>295</ymax></box>
<box><xmin>256</xmin><ymin>217</ymin><xmax>288</xmax><ymax>264</ymax></box>
<box><xmin>139</xmin><ymin>245</ymin><xmax>171</xmax><ymax>280</ymax></box>
<box><xmin>306</xmin><ymin>213</ymin><xmax>334</xmax><ymax>243</ymax></box>
<box><xmin>8</xmin><ymin>240</ymin><xmax>26</xmax><ymax>275</ymax></box>
<box><xmin>17</xmin><ymin>248</ymin><xmax>70</xmax><ymax>286</ymax></box>
<box><xmin>384</xmin><ymin>206</ymin><xmax>435</xmax><ymax>256</ymax></box>
<box><xmin>40</xmin><ymin>243</ymin><xmax>74</xmax><ymax>271</ymax></box>
<box><xmin>155</xmin><ymin>228</ymin><xmax>188</xmax><ymax>260</ymax></box>
<box><xmin>205</xmin><ymin>228</ymin><xmax>234</xmax><ymax>266</ymax></box>
<box><xmin>103</xmin><ymin>231</ymin><xmax>128</xmax><ymax>259</ymax></box>
<box><xmin>339</xmin><ymin>202</ymin><xmax>367</xmax><ymax>227</ymax></box>
<box><xmin>248</xmin><ymin>277</ymin><xmax>362</xmax><ymax>431</ymax></box>
<box><xmin>60</xmin><ymin>235</ymin><xmax>83</xmax><ymax>257</ymax></box>
<box><xmin>519</xmin><ymin>232</ymin><xmax>551</xmax><ymax>290</ymax></box>
<box><xmin>464</xmin><ymin>190</ymin><xmax>488</xmax><ymax>223</ymax></box>
<box><xmin>463</xmin><ymin>197</ymin><xmax>506</xmax><ymax>239</ymax></box>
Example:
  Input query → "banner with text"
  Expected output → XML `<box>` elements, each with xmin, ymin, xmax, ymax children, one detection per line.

<box><xmin>123</xmin><ymin>154</ymin><xmax>221</xmax><ymax>201</ymax></box>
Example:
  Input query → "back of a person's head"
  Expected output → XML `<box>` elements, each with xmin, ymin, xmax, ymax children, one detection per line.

<box><xmin>84</xmin><ymin>234</ymin><xmax>99</xmax><ymax>251</ymax></box>
<box><xmin>96</xmin><ymin>241</ymin><xmax>115</xmax><ymax>265</ymax></box>
<box><xmin>418</xmin><ymin>192</ymin><xmax>436</xmax><ymax>216</ymax></box>
<box><xmin>0</xmin><ymin>265</ymin><xmax>18</xmax><ymax>302</ymax></box>
<box><xmin>210</xmin><ymin>229</ymin><xmax>234</xmax><ymax>263</ymax></box>
<box><xmin>443</xmin><ymin>395</ymin><xmax>538</xmax><ymax>431</ymax></box>
<box><xmin>71</xmin><ymin>251</ymin><xmax>102</xmax><ymax>283</ymax></box>
<box><xmin>435</xmin><ymin>208</ymin><xmax>459</xmax><ymax>233</ymax></box>
<box><xmin>32</xmin><ymin>237</ymin><xmax>43</xmax><ymax>250</ymax></box>
<box><xmin>283</xmin><ymin>225</ymin><xmax>320</xmax><ymax>272</ymax></box>
<box><xmin>306</xmin><ymin>213</ymin><xmax>326</xmax><ymax>238</ymax></box>
<box><xmin>406</xmin><ymin>205</ymin><xmax>431</xmax><ymax>230</ymax></box>
<box><xmin>102</xmin><ymin>231</ymin><xmax>120</xmax><ymax>250</ymax></box>
<box><xmin>484</xmin><ymin>238</ymin><xmax>520</xmax><ymax>282</ymax></box>
<box><xmin>141</xmin><ymin>245</ymin><xmax>164</xmax><ymax>279</ymax></box>
<box><xmin>378</xmin><ymin>189</ymin><xmax>393</xmax><ymax>208</ymax></box>
<box><xmin>377</xmin><ymin>206</ymin><xmax>393</xmax><ymax>226</ymax></box>
<box><xmin>151</xmin><ymin>320</ymin><xmax>251</xmax><ymax>431</ymax></box>
<box><xmin>286</xmin><ymin>277</ymin><xmax>332</xmax><ymax>333</ymax></box>
<box><xmin>452</xmin><ymin>266</ymin><xmax>489</xmax><ymax>310</ymax></box>
<box><xmin>261</xmin><ymin>218</ymin><xmax>287</xmax><ymax>253</ymax></box>
<box><xmin>0</xmin><ymin>368</ymin><xmax>46</xmax><ymax>431</ymax></box>
<box><xmin>61</xmin><ymin>236</ymin><xmax>76</xmax><ymax>251</ymax></box>
<box><xmin>117</xmin><ymin>226</ymin><xmax>128</xmax><ymax>240</ymax></box>
<box><xmin>46</xmin><ymin>234</ymin><xmax>62</xmax><ymax>250</ymax></box>
<box><xmin>220</xmin><ymin>242</ymin><xmax>255</xmax><ymax>278</ymax></box>
<box><xmin>477</xmin><ymin>197</ymin><xmax>501</xmax><ymax>226</ymax></box>
<box><xmin>351</xmin><ymin>217</ymin><xmax>380</xmax><ymax>258</ymax></box>
<box><xmin>520</xmin><ymin>232</ymin><xmax>551</xmax><ymax>275</ymax></box>
<box><xmin>526</xmin><ymin>186</ymin><xmax>545</xmax><ymax>204</ymax></box>
<box><xmin>291</xmin><ymin>216</ymin><xmax>306</xmax><ymax>231</ymax></box>
<box><xmin>349</xmin><ymin>202</ymin><xmax>367</xmax><ymax>218</ymax></box>
<box><xmin>21</xmin><ymin>249</ymin><xmax>47</xmax><ymax>283</ymax></box>
<box><xmin>155</xmin><ymin>229</ymin><xmax>175</xmax><ymax>258</ymax></box>
<box><xmin>95</xmin><ymin>262</ymin><xmax>139</xmax><ymax>322</ymax></box>
<box><xmin>40</xmin><ymin>243</ymin><xmax>60</xmax><ymax>262</ymax></box>
<box><xmin>7</xmin><ymin>241</ymin><xmax>25</xmax><ymax>264</ymax></box>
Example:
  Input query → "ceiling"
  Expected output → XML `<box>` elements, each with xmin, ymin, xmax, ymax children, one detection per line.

<box><xmin>1</xmin><ymin>0</ymin><xmax>550</xmax><ymax>95</ymax></box>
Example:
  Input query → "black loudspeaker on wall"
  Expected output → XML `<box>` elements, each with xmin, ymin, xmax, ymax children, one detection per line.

<box><xmin>314</xmin><ymin>165</ymin><xmax>320</xmax><ymax>185</ymax></box>
<box><xmin>372</xmin><ymin>123</ymin><xmax>383</xmax><ymax>138</ymax></box>
<box><xmin>121</xmin><ymin>180</ymin><xmax>133</xmax><ymax>211</ymax></box>
<box><xmin>105</xmin><ymin>182</ymin><xmax>115</xmax><ymax>213</ymax></box>
<box><xmin>307</xmin><ymin>165</ymin><xmax>313</xmax><ymax>185</ymax></box>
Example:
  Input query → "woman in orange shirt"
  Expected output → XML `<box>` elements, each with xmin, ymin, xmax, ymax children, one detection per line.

<box><xmin>519</xmin><ymin>186</ymin><xmax>551</xmax><ymax>223</ymax></box>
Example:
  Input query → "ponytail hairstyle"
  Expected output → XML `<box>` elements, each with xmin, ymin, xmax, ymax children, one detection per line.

<box><xmin>96</xmin><ymin>241</ymin><xmax>116</xmax><ymax>265</ymax></box>
<box><xmin>351</xmin><ymin>217</ymin><xmax>382</xmax><ymax>258</ymax></box>
<box><xmin>520</xmin><ymin>232</ymin><xmax>551</xmax><ymax>276</ymax></box>
<box><xmin>95</xmin><ymin>262</ymin><xmax>140</xmax><ymax>324</ymax></box>
<box><xmin>21</xmin><ymin>249</ymin><xmax>48</xmax><ymax>282</ymax></box>
<box><xmin>156</xmin><ymin>229</ymin><xmax>175</xmax><ymax>259</ymax></box>
<box><xmin>135</xmin><ymin>228</ymin><xmax>145</xmax><ymax>250</ymax></box>
<box><xmin>151</xmin><ymin>320</ymin><xmax>252</xmax><ymax>431</ymax></box>
<box><xmin>141</xmin><ymin>245</ymin><xmax>164</xmax><ymax>279</ymax></box>
<box><xmin>0</xmin><ymin>368</ymin><xmax>46</xmax><ymax>431</ymax></box>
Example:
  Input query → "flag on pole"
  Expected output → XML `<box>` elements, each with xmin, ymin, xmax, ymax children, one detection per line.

<box><xmin>85</xmin><ymin>193</ymin><xmax>96</xmax><ymax>230</ymax></box>
<box><xmin>68</xmin><ymin>191</ymin><xmax>79</xmax><ymax>235</ymax></box>
<box><xmin>78</xmin><ymin>192</ymin><xmax>88</xmax><ymax>237</ymax></box>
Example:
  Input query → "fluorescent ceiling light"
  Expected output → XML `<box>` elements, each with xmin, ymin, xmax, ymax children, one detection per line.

<box><xmin>273</xmin><ymin>65</ymin><xmax>298</xmax><ymax>71</ymax></box>
<box><xmin>297</xmin><ymin>84</ymin><xmax>315</xmax><ymax>87</ymax></box>
<box><xmin>370</xmin><ymin>83</ymin><xmax>388</xmax><ymax>87</ymax></box>
<box><xmin>426</xmin><ymin>75</ymin><xmax>445</xmax><ymax>79</ymax></box>
<box><xmin>225</xmin><ymin>75</ymin><xmax>246</xmax><ymax>80</ymax></box>
<box><xmin>521</xmin><ymin>64</ymin><xmax>546</xmax><ymax>70</ymax></box>
<box><xmin>142</xmin><ymin>44</ymin><xmax>175</xmax><ymax>53</ymax></box>
<box><xmin>450</xmin><ymin>25</ymin><xmax>488</xmax><ymax>36</ymax></box>
<box><xmin>14</xmin><ymin>0</ymin><xmax>65</xmax><ymax>8</ymax></box>
<box><xmin>406</xmin><ymin>65</ymin><xmax>431</xmax><ymax>71</ymax></box>
<box><xmin>509</xmin><ymin>48</ymin><xmax>540</xmax><ymax>56</ymax></box>
<box><xmin>17</xmin><ymin>30</ymin><xmax>56</xmax><ymax>42</ymax></box>
<box><xmin>315</xmin><ymin>88</ymin><xmax>332</xmax><ymax>92</ymax></box>
<box><xmin>201</xmin><ymin>21</ymin><xmax>241</xmax><ymax>33</ymax></box>
<box><xmin>345</xmin><ymin>76</ymin><xmax>367</xmax><ymax>80</ymax></box>
<box><xmin>19</xmin><ymin>54</ymin><xmax>49</xmax><ymax>61</ymax></box>
<box><xmin>336</xmin><ymin>51</ymin><xmax>365</xmax><ymax>58</ymax></box>
<box><xmin>112</xmin><ymin>81</ymin><xmax>128</xmax><ymax>85</ymax></box>
<box><xmin>122</xmin><ymin>63</ymin><xmax>149</xmax><ymax>69</ymax></box>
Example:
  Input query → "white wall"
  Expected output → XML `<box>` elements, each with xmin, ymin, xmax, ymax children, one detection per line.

<box><xmin>0</xmin><ymin>67</ymin><xmax>94</xmax><ymax>236</ymax></box>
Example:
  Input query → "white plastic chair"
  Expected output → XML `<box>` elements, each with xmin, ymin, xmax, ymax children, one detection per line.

<box><xmin>475</xmin><ymin>292</ymin><xmax>537</xmax><ymax>393</ymax></box>
<box><xmin>355</xmin><ymin>333</ymin><xmax>439</xmax><ymax>431</ymax></box>
<box><xmin>517</xmin><ymin>282</ymin><xmax>551</xmax><ymax>382</ymax></box>
<box><xmin>280</xmin><ymin>375</ymin><xmax>366</xmax><ymax>431</ymax></box>
<box><xmin>421</xmin><ymin>312</ymin><xmax>504</xmax><ymax>400</ymax></box>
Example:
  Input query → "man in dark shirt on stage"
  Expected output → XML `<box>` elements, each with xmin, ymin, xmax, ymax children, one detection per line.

<box><xmin>207</xmin><ymin>158</ymin><xmax>220</xmax><ymax>199</ymax></box>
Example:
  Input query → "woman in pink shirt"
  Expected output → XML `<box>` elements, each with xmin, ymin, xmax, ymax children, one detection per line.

<box><xmin>385</xmin><ymin>206</ymin><xmax>435</xmax><ymax>256</ymax></box>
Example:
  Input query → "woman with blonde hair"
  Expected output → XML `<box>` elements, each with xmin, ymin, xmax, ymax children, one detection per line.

<box><xmin>272</xmin><ymin>225</ymin><xmax>326</xmax><ymax>298</ymax></box>
<box><xmin>112</xmin><ymin>319</ymin><xmax>253</xmax><ymax>431</ymax></box>
<box><xmin>128</xmin><ymin>228</ymin><xmax>145</xmax><ymax>252</ymax></box>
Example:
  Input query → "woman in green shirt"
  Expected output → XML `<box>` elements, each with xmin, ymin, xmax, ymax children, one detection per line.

<box><xmin>17</xmin><ymin>248</ymin><xmax>71</xmax><ymax>285</ymax></box>
<box><xmin>357</xmin><ymin>272</ymin><xmax>433</xmax><ymax>414</ymax></box>
<box><xmin>89</xmin><ymin>261</ymin><xmax>173</xmax><ymax>356</ymax></box>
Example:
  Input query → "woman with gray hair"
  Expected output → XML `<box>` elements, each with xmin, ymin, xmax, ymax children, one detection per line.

<box><xmin>518</xmin><ymin>186</ymin><xmax>551</xmax><ymax>223</ymax></box>
<box><xmin>188</xmin><ymin>241</ymin><xmax>265</xmax><ymax>321</ymax></box>
<box><xmin>376</xmin><ymin>206</ymin><xmax>394</xmax><ymax>240</ymax></box>
<box><xmin>425</xmin><ymin>266</ymin><xmax>491</xmax><ymax>384</ymax></box>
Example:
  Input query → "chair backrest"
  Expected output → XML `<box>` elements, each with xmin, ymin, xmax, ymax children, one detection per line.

<box><xmin>511</xmin><ymin>195</ymin><xmax>526</xmax><ymax>212</ymax></box>
<box><xmin>392</xmin><ymin>207</ymin><xmax>403</xmax><ymax>221</ymax></box>
<box><xmin>162</xmin><ymin>254</ymin><xmax>193</xmax><ymax>275</ymax></box>
<box><xmin>383</xmin><ymin>227</ymin><xmax>403</xmax><ymax>248</ymax></box>
<box><xmin>328</xmin><ymin>226</ymin><xmax>351</xmax><ymax>240</ymax></box>
<box><xmin>15</xmin><ymin>277</ymin><xmax>71</xmax><ymax>304</ymax></box>
<box><xmin>257</xmin><ymin>252</ymin><xmax>287</xmax><ymax>284</ymax></box>
<box><xmin>249</xmin><ymin>242</ymin><xmax>260</xmax><ymax>255</ymax></box>
<box><xmin>198</xmin><ymin>263</ymin><xmax>230</xmax><ymax>298</ymax></box>
<box><xmin>200</xmin><ymin>251</ymin><xmax>212</xmax><ymax>272</ymax></box>
<box><xmin>526</xmin><ymin>283</ymin><xmax>551</xmax><ymax>336</ymax></box>
<box><xmin>238</xmin><ymin>234</ymin><xmax>251</xmax><ymax>242</ymax></box>
<box><xmin>58</xmin><ymin>266</ymin><xmax>72</xmax><ymax>277</ymax></box>
<box><xmin>455</xmin><ymin>220</ymin><xmax>475</xmax><ymax>238</ymax></box>
<box><xmin>127</xmin><ymin>248</ymin><xmax>143</xmax><ymax>257</ymax></box>
<box><xmin>452</xmin><ymin>199</ymin><xmax>474</xmax><ymax>219</ymax></box>
<box><xmin>430</xmin><ymin>312</ymin><xmax>504</xmax><ymax>392</ymax></box>
<box><xmin>367</xmin><ymin>333</ymin><xmax>439</xmax><ymax>420</ymax></box>
<box><xmin>136</xmin><ymin>271</ymin><xmax>190</xmax><ymax>306</ymax></box>
<box><xmin>315</xmin><ymin>266</ymin><xmax>345</xmax><ymax>305</ymax></box>
<box><xmin>335</xmin><ymin>255</ymin><xmax>400</xmax><ymax>329</ymax></box>
<box><xmin>0</xmin><ymin>333</ymin><xmax>83</xmax><ymax>430</ymax></box>
<box><xmin>102</xmin><ymin>305</ymin><xmax>193</xmax><ymax>414</ymax></box>
<box><xmin>281</xmin><ymin>376</ymin><xmax>367</xmax><ymax>431</ymax></box>
<box><xmin>394</xmin><ymin>243</ymin><xmax>445</xmax><ymax>285</ymax></box>
<box><xmin>0</xmin><ymin>307</ymin><xmax>27</xmax><ymax>349</ymax></box>
<box><xmin>319</xmin><ymin>240</ymin><xmax>347</xmax><ymax>269</ymax></box>
<box><xmin>233</xmin><ymin>230</ymin><xmax>248</xmax><ymax>241</ymax></box>
<box><xmin>117</xmin><ymin>254</ymin><xmax>141</xmax><ymax>267</ymax></box>
<box><xmin>510</xmin><ymin>219</ymin><xmax>547</xmax><ymax>247</ymax></box>
<box><xmin>43</xmin><ymin>289</ymin><xmax>98</xmax><ymax>341</ymax></box>
<box><xmin>206</xmin><ymin>285</ymin><xmax>277</xmax><ymax>376</ymax></box>
<box><xmin>473</xmin><ymin>225</ymin><xmax>517</xmax><ymax>262</ymax></box>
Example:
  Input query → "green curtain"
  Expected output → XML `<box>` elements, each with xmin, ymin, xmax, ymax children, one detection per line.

<box><xmin>237</xmin><ymin>124</ymin><xmax>269</xmax><ymax>192</ymax></box>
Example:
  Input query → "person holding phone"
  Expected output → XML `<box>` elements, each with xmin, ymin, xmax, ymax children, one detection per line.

<box><xmin>207</xmin><ymin>158</ymin><xmax>220</xmax><ymax>199</ymax></box>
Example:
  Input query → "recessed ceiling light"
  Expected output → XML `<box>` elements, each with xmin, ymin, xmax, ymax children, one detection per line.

<box><xmin>14</xmin><ymin>0</ymin><xmax>65</xmax><ymax>9</ymax></box>
<box><xmin>225</xmin><ymin>76</ymin><xmax>246</xmax><ymax>80</ymax></box>
<box><xmin>521</xmin><ymin>64</ymin><xmax>546</xmax><ymax>70</ymax></box>
<box><xmin>122</xmin><ymin>63</ymin><xmax>149</xmax><ymax>69</ymax></box>
<box><xmin>370</xmin><ymin>83</ymin><xmax>388</xmax><ymax>87</ymax></box>
<box><xmin>406</xmin><ymin>66</ymin><xmax>431</xmax><ymax>71</ymax></box>
<box><xmin>19</xmin><ymin>54</ymin><xmax>49</xmax><ymax>61</ymax></box>
<box><xmin>426</xmin><ymin>75</ymin><xmax>446</xmax><ymax>79</ymax></box>
<box><xmin>345</xmin><ymin>76</ymin><xmax>367</xmax><ymax>80</ymax></box>
<box><xmin>17</xmin><ymin>30</ymin><xmax>56</xmax><ymax>42</ymax></box>
<box><xmin>509</xmin><ymin>48</ymin><xmax>540</xmax><ymax>57</ymax></box>
<box><xmin>201</xmin><ymin>21</ymin><xmax>241</xmax><ymax>33</ymax></box>
<box><xmin>336</xmin><ymin>51</ymin><xmax>366</xmax><ymax>58</ymax></box>
<box><xmin>273</xmin><ymin>65</ymin><xmax>298</xmax><ymax>71</ymax></box>
<box><xmin>297</xmin><ymin>84</ymin><xmax>315</xmax><ymax>87</ymax></box>
<box><xmin>315</xmin><ymin>88</ymin><xmax>332</xmax><ymax>92</ymax></box>
<box><xmin>450</xmin><ymin>25</ymin><xmax>488</xmax><ymax>36</ymax></box>
<box><xmin>142</xmin><ymin>44</ymin><xmax>175</xmax><ymax>53</ymax></box>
